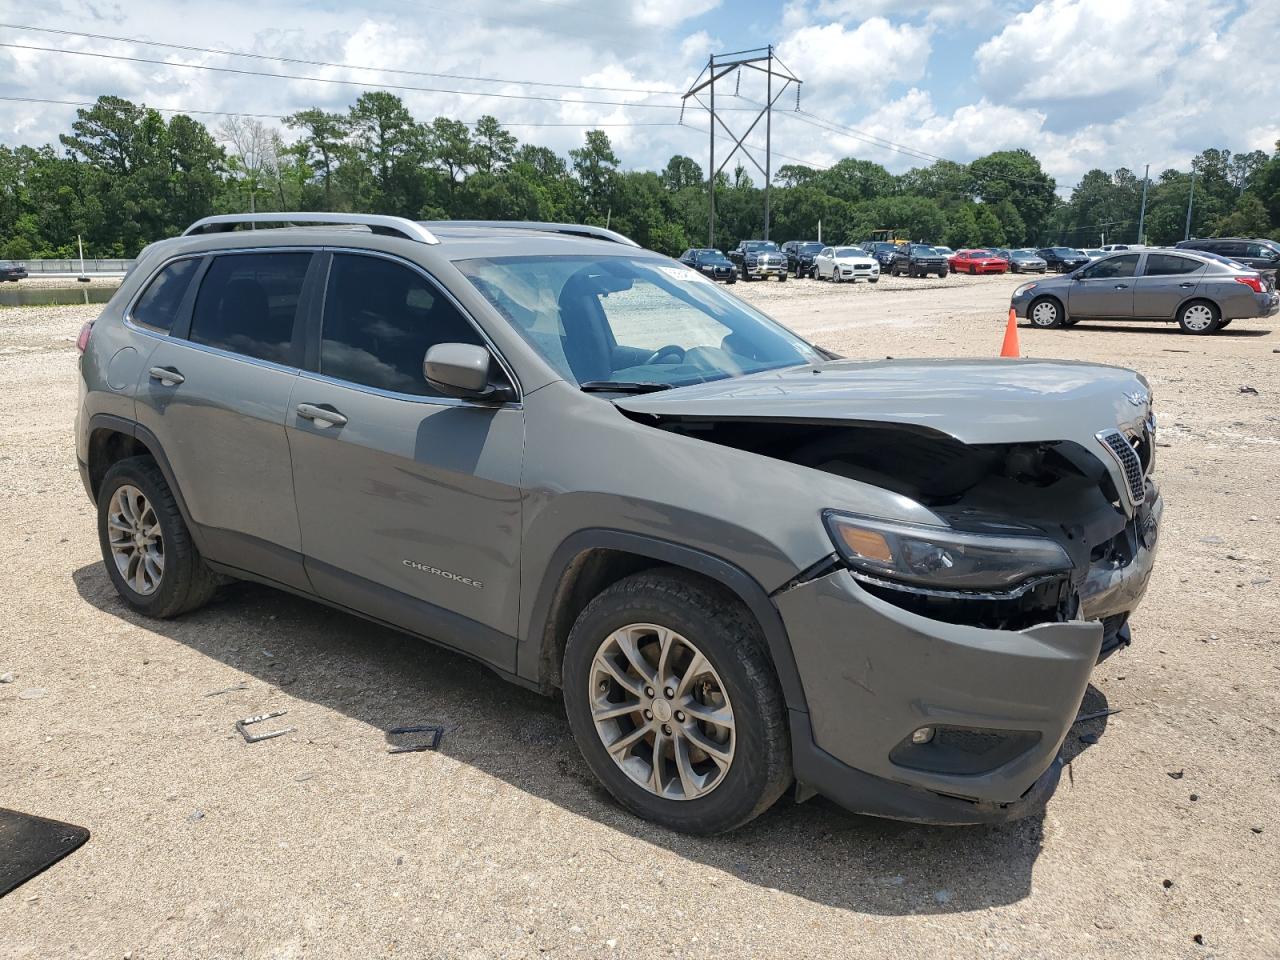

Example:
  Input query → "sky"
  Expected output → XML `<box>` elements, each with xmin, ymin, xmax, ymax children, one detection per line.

<box><xmin>0</xmin><ymin>0</ymin><xmax>1275</xmax><ymax>193</ymax></box>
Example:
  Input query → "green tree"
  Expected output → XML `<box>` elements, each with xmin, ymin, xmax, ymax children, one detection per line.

<box><xmin>283</xmin><ymin>108</ymin><xmax>349</xmax><ymax>208</ymax></box>
<box><xmin>570</xmin><ymin>130</ymin><xmax>620</xmax><ymax>221</ymax></box>
<box><xmin>472</xmin><ymin>116</ymin><xmax>517</xmax><ymax>175</ymax></box>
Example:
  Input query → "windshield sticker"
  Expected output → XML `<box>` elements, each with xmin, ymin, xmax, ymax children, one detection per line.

<box><xmin>659</xmin><ymin>265</ymin><xmax>714</xmax><ymax>284</ymax></box>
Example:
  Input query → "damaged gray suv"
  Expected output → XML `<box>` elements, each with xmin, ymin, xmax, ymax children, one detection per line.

<box><xmin>76</xmin><ymin>214</ymin><xmax>1162</xmax><ymax>834</ymax></box>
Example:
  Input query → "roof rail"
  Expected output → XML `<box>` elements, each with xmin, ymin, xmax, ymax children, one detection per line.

<box><xmin>183</xmin><ymin>213</ymin><xmax>439</xmax><ymax>244</ymax></box>
<box><xmin>420</xmin><ymin>220</ymin><xmax>640</xmax><ymax>247</ymax></box>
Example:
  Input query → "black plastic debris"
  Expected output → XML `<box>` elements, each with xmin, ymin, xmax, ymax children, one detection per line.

<box><xmin>0</xmin><ymin>809</ymin><xmax>89</xmax><ymax>898</ymax></box>
<box><xmin>386</xmin><ymin>725</ymin><xmax>445</xmax><ymax>754</ymax></box>
<box><xmin>1168</xmin><ymin>769</ymin><xmax>1185</xmax><ymax>780</ymax></box>
<box><xmin>1078</xmin><ymin>732</ymin><xmax>1100</xmax><ymax>745</ymax></box>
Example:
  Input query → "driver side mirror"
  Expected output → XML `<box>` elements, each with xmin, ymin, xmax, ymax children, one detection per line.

<box><xmin>424</xmin><ymin>343</ymin><xmax>513</xmax><ymax>402</ymax></box>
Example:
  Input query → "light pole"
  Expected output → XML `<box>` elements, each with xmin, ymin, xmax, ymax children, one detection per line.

<box><xmin>1183</xmin><ymin>162</ymin><xmax>1198</xmax><ymax>241</ymax></box>
<box><xmin>1136</xmin><ymin>164</ymin><xmax>1149</xmax><ymax>244</ymax></box>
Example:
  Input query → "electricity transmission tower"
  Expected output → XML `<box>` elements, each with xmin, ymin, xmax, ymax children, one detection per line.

<box><xmin>682</xmin><ymin>46</ymin><xmax>802</xmax><ymax>246</ymax></box>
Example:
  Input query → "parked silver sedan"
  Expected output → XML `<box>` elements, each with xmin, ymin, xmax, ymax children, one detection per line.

<box><xmin>1010</xmin><ymin>249</ymin><xmax>1278</xmax><ymax>334</ymax></box>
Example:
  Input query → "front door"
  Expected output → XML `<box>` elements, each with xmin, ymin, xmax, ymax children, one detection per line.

<box><xmin>1132</xmin><ymin>253</ymin><xmax>1207</xmax><ymax>319</ymax></box>
<box><xmin>134</xmin><ymin>250</ymin><xmax>314</xmax><ymax>590</ymax></box>
<box><xmin>287</xmin><ymin>252</ymin><xmax>525</xmax><ymax>671</ymax></box>
<box><xmin>1067</xmin><ymin>253</ymin><xmax>1141</xmax><ymax>317</ymax></box>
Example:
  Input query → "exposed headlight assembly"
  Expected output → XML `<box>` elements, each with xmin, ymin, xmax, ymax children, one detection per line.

<box><xmin>823</xmin><ymin>511</ymin><xmax>1072</xmax><ymax>597</ymax></box>
<box><xmin>1014</xmin><ymin>281</ymin><xmax>1038</xmax><ymax>297</ymax></box>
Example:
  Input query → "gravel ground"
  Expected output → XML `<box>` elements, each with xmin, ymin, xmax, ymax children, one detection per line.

<box><xmin>1</xmin><ymin>273</ymin><xmax>1278</xmax><ymax>959</ymax></box>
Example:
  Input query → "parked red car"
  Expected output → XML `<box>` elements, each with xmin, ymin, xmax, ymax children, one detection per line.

<box><xmin>948</xmin><ymin>249</ymin><xmax>1009</xmax><ymax>275</ymax></box>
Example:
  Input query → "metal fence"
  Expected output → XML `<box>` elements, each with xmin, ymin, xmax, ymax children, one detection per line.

<box><xmin>11</xmin><ymin>259</ymin><xmax>135</xmax><ymax>275</ymax></box>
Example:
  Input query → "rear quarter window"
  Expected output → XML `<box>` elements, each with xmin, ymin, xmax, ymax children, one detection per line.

<box><xmin>130</xmin><ymin>258</ymin><xmax>200</xmax><ymax>332</ymax></box>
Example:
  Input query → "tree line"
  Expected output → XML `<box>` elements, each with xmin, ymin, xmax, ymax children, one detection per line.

<box><xmin>1</xmin><ymin>93</ymin><xmax>1278</xmax><ymax>260</ymax></box>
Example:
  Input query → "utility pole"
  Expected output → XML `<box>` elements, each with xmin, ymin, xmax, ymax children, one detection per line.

<box><xmin>1136</xmin><ymin>164</ymin><xmax>1149</xmax><ymax>244</ymax></box>
<box><xmin>764</xmin><ymin>45</ymin><xmax>772</xmax><ymax>240</ymax></box>
<box><xmin>707</xmin><ymin>54</ymin><xmax>715</xmax><ymax>247</ymax></box>
<box><xmin>683</xmin><ymin>48</ymin><xmax>801</xmax><ymax>248</ymax></box>
<box><xmin>1184</xmin><ymin>163</ymin><xmax>1197</xmax><ymax>241</ymax></box>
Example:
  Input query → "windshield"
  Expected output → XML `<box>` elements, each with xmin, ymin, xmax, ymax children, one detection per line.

<box><xmin>798</xmin><ymin>242</ymin><xmax>824</xmax><ymax>253</ymax></box>
<box><xmin>834</xmin><ymin>247</ymin><xmax>864</xmax><ymax>258</ymax></box>
<box><xmin>1051</xmin><ymin>247</ymin><xmax>1083</xmax><ymax>255</ymax></box>
<box><xmin>743</xmin><ymin>241</ymin><xmax>779</xmax><ymax>252</ymax></box>
<box><xmin>910</xmin><ymin>245</ymin><xmax>939</xmax><ymax>255</ymax></box>
<box><xmin>456</xmin><ymin>255</ymin><xmax>822</xmax><ymax>389</ymax></box>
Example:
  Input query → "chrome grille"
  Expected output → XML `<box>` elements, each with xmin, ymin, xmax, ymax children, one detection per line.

<box><xmin>1096</xmin><ymin>429</ymin><xmax>1146</xmax><ymax>506</ymax></box>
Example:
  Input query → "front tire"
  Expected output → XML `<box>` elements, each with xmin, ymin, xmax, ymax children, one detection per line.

<box><xmin>1028</xmin><ymin>296</ymin><xmax>1064</xmax><ymax>329</ymax></box>
<box><xmin>1177</xmin><ymin>300</ymin><xmax>1219</xmax><ymax>334</ymax></box>
<box><xmin>562</xmin><ymin>571</ymin><xmax>791</xmax><ymax>834</ymax></box>
<box><xmin>97</xmin><ymin>456</ymin><xmax>217</xmax><ymax>618</ymax></box>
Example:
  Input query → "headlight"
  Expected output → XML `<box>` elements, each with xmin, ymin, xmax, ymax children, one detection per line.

<box><xmin>1014</xmin><ymin>282</ymin><xmax>1038</xmax><ymax>297</ymax></box>
<box><xmin>823</xmin><ymin>511</ymin><xmax>1072</xmax><ymax>595</ymax></box>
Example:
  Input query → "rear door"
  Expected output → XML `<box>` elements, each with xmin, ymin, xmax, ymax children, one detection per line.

<box><xmin>1133</xmin><ymin>253</ymin><xmax>1206</xmax><ymax>318</ymax></box>
<box><xmin>1066</xmin><ymin>253</ymin><xmax>1140</xmax><ymax>317</ymax></box>
<box><xmin>287</xmin><ymin>251</ymin><xmax>525</xmax><ymax>670</ymax></box>
<box><xmin>134</xmin><ymin>249</ymin><xmax>315</xmax><ymax>590</ymax></box>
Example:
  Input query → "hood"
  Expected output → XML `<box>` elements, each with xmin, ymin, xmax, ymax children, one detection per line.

<box><xmin>614</xmin><ymin>358</ymin><xmax>1151</xmax><ymax>448</ymax></box>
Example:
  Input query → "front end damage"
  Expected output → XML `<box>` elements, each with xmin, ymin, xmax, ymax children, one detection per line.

<box><xmin>618</xmin><ymin>395</ymin><xmax>1161</xmax><ymax>822</ymax></box>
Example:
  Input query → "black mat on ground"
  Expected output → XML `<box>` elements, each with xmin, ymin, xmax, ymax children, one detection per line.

<box><xmin>0</xmin><ymin>808</ymin><xmax>89</xmax><ymax>898</ymax></box>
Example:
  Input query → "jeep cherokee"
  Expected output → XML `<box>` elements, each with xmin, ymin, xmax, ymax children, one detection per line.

<box><xmin>76</xmin><ymin>213</ymin><xmax>1163</xmax><ymax>834</ymax></box>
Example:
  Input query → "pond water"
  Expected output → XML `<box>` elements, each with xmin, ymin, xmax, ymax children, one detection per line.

<box><xmin>0</xmin><ymin>284</ymin><xmax>118</xmax><ymax>307</ymax></box>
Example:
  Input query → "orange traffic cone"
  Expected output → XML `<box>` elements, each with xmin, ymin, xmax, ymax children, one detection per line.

<box><xmin>1000</xmin><ymin>307</ymin><xmax>1021</xmax><ymax>358</ymax></box>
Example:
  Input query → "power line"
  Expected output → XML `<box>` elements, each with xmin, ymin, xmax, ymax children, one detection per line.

<box><xmin>0</xmin><ymin>22</ymin><xmax>681</xmax><ymax>96</ymax></box>
<box><xmin>0</xmin><ymin>95</ymin><xmax>684</xmax><ymax>129</ymax></box>
<box><xmin>0</xmin><ymin>41</ymin><xmax>691</xmax><ymax>110</ymax></box>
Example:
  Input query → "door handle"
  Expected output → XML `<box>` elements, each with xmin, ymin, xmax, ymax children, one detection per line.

<box><xmin>1179</xmin><ymin>282</ymin><xmax>1196</xmax><ymax>288</ymax></box>
<box><xmin>148</xmin><ymin>366</ymin><xmax>184</xmax><ymax>386</ymax></box>
<box><xmin>1114</xmin><ymin>284</ymin><xmax>1129</xmax><ymax>289</ymax></box>
<box><xmin>296</xmin><ymin>403</ymin><xmax>348</xmax><ymax>428</ymax></box>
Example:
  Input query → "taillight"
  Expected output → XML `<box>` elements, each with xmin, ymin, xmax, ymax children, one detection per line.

<box><xmin>1234</xmin><ymin>276</ymin><xmax>1264</xmax><ymax>294</ymax></box>
<box><xmin>76</xmin><ymin>322</ymin><xmax>93</xmax><ymax>353</ymax></box>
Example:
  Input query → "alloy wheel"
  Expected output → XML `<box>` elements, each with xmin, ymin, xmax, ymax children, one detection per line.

<box><xmin>107</xmin><ymin>484</ymin><xmax>164</xmax><ymax>595</ymax></box>
<box><xmin>589</xmin><ymin>623</ymin><xmax>735</xmax><ymax>801</ymax></box>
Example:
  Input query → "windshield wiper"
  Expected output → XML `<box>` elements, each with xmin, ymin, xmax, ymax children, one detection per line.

<box><xmin>578</xmin><ymin>380</ymin><xmax>675</xmax><ymax>394</ymax></box>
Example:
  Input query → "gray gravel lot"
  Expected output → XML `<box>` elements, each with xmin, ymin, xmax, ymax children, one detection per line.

<box><xmin>1</xmin><ymin>272</ymin><xmax>1278</xmax><ymax>959</ymax></box>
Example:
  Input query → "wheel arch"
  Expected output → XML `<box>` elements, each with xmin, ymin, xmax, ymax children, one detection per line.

<box><xmin>520</xmin><ymin>529</ymin><xmax>808</xmax><ymax>714</ymax></box>
<box><xmin>85</xmin><ymin>414</ymin><xmax>203</xmax><ymax>549</ymax></box>
<box><xmin>1027</xmin><ymin>292</ymin><xmax>1066</xmax><ymax>322</ymax></box>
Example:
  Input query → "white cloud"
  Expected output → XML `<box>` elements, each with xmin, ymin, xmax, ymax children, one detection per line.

<box><xmin>777</xmin><ymin>17</ymin><xmax>932</xmax><ymax>87</ymax></box>
<box><xmin>631</xmin><ymin>0</ymin><xmax>722</xmax><ymax>27</ymax></box>
<box><xmin>976</xmin><ymin>0</ymin><xmax>1228</xmax><ymax>104</ymax></box>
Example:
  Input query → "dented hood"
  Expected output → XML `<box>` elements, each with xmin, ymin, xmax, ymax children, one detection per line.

<box><xmin>614</xmin><ymin>358</ymin><xmax>1152</xmax><ymax>446</ymax></box>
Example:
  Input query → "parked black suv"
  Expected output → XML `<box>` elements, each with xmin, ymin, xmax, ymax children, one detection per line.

<box><xmin>1175</xmin><ymin>238</ymin><xmax>1280</xmax><ymax>281</ymax></box>
<box><xmin>1036</xmin><ymin>247</ymin><xmax>1091</xmax><ymax>273</ymax></box>
<box><xmin>888</xmin><ymin>244</ymin><xmax>948</xmax><ymax>278</ymax></box>
<box><xmin>678</xmin><ymin>248</ymin><xmax>738</xmax><ymax>283</ymax></box>
<box><xmin>727</xmin><ymin>240</ymin><xmax>788</xmax><ymax>281</ymax></box>
<box><xmin>781</xmin><ymin>241</ymin><xmax>825</xmax><ymax>278</ymax></box>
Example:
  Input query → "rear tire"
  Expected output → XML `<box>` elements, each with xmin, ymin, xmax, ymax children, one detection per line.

<box><xmin>1177</xmin><ymin>300</ymin><xmax>1219</xmax><ymax>334</ymax></box>
<box><xmin>562</xmin><ymin>570</ymin><xmax>792</xmax><ymax>835</ymax></box>
<box><xmin>97</xmin><ymin>456</ymin><xmax>217</xmax><ymax>618</ymax></box>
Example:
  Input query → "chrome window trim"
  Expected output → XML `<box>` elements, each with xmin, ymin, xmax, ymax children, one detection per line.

<box><xmin>294</xmin><ymin>368</ymin><xmax>523</xmax><ymax>411</ymax></box>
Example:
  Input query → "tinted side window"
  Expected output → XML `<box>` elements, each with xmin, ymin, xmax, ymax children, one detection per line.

<box><xmin>1145</xmin><ymin>254</ymin><xmax>1202</xmax><ymax>277</ymax></box>
<box><xmin>320</xmin><ymin>254</ymin><xmax>486</xmax><ymax>398</ymax></box>
<box><xmin>189</xmin><ymin>253</ymin><xmax>310</xmax><ymax>364</ymax></box>
<box><xmin>1081</xmin><ymin>254</ymin><xmax>1139</xmax><ymax>279</ymax></box>
<box><xmin>132</xmin><ymin>258</ymin><xmax>199</xmax><ymax>332</ymax></box>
